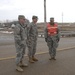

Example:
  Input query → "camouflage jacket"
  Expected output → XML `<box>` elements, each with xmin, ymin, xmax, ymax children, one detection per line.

<box><xmin>28</xmin><ymin>22</ymin><xmax>38</xmax><ymax>38</ymax></box>
<box><xmin>14</xmin><ymin>22</ymin><xmax>28</xmax><ymax>45</ymax></box>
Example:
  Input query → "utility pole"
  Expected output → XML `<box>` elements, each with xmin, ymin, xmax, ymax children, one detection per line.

<box><xmin>44</xmin><ymin>0</ymin><xmax>46</xmax><ymax>28</ymax></box>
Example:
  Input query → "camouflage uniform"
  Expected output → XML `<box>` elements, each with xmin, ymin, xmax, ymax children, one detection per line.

<box><xmin>44</xmin><ymin>24</ymin><xmax>60</xmax><ymax>58</ymax></box>
<box><xmin>14</xmin><ymin>21</ymin><xmax>28</xmax><ymax>65</ymax></box>
<box><xmin>27</xmin><ymin>22</ymin><xmax>38</xmax><ymax>58</ymax></box>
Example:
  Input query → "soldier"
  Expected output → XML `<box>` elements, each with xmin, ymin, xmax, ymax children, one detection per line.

<box><xmin>27</xmin><ymin>16</ymin><xmax>38</xmax><ymax>63</ymax></box>
<box><xmin>44</xmin><ymin>17</ymin><xmax>60</xmax><ymax>60</ymax></box>
<box><xmin>14</xmin><ymin>15</ymin><xmax>28</xmax><ymax>72</ymax></box>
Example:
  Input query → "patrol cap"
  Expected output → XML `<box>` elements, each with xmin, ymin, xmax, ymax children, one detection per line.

<box><xmin>50</xmin><ymin>17</ymin><xmax>54</xmax><ymax>20</ymax></box>
<box><xmin>18</xmin><ymin>15</ymin><xmax>25</xmax><ymax>20</ymax></box>
<box><xmin>32</xmin><ymin>16</ymin><xmax>38</xmax><ymax>19</ymax></box>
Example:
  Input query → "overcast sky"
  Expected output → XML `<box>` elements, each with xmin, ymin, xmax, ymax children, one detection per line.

<box><xmin>0</xmin><ymin>0</ymin><xmax>75</xmax><ymax>22</ymax></box>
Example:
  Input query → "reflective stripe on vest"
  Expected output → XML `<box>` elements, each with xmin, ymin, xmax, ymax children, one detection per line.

<box><xmin>47</xmin><ymin>23</ymin><xmax>58</xmax><ymax>36</ymax></box>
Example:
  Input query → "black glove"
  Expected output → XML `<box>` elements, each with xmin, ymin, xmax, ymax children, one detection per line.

<box><xmin>45</xmin><ymin>38</ymin><xmax>47</xmax><ymax>42</ymax></box>
<box><xmin>57</xmin><ymin>39</ymin><xmax>59</xmax><ymax>43</ymax></box>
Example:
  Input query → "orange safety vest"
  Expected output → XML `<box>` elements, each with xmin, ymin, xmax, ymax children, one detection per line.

<box><xmin>47</xmin><ymin>23</ymin><xmax>58</xmax><ymax>36</ymax></box>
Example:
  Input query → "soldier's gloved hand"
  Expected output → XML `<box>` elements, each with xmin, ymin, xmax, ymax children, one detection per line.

<box><xmin>57</xmin><ymin>39</ymin><xmax>59</xmax><ymax>43</ymax></box>
<box><xmin>45</xmin><ymin>38</ymin><xmax>47</xmax><ymax>42</ymax></box>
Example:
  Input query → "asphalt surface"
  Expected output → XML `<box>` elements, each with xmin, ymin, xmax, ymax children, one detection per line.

<box><xmin>0</xmin><ymin>33</ymin><xmax>14</xmax><ymax>45</ymax></box>
<box><xmin>0</xmin><ymin>35</ymin><xmax>75</xmax><ymax>58</ymax></box>
<box><xmin>0</xmin><ymin>33</ymin><xmax>75</xmax><ymax>75</ymax></box>
<box><xmin>0</xmin><ymin>49</ymin><xmax>75</xmax><ymax>75</ymax></box>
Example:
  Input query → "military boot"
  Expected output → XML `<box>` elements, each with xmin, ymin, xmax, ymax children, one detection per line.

<box><xmin>20</xmin><ymin>61</ymin><xmax>28</xmax><ymax>67</ymax></box>
<box><xmin>49</xmin><ymin>58</ymin><xmax>53</xmax><ymax>60</ymax></box>
<box><xmin>49</xmin><ymin>57</ymin><xmax>56</xmax><ymax>60</ymax></box>
<box><xmin>32</xmin><ymin>56</ymin><xmax>38</xmax><ymax>61</ymax></box>
<box><xmin>49</xmin><ymin>56</ymin><xmax>53</xmax><ymax>60</ymax></box>
<box><xmin>52</xmin><ymin>57</ymin><xmax>56</xmax><ymax>60</ymax></box>
<box><xmin>29</xmin><ymin>57</ymin><xmax>35</xmax><ymax>63</ymax></box>
<box><xmin>16</xmin><ymin>65</ymin><xmax>23</xmax><ymax>72</ymax></box>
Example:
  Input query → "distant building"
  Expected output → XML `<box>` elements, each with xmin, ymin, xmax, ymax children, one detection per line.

<box><xmin>11</xmin><ymin>24</ymin><xmax>15</xmax><ymax>29</ymax></box>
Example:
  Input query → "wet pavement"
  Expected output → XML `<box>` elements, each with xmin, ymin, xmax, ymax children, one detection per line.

<box><xmin>0</xmin><ymin>49</ymin><xmax>75</xmax><ymax>75</ymax></box>
<box><xmin>0</xmin><ymin>35</ymin><xmax>75</xmax><ymax>58</ymax></box>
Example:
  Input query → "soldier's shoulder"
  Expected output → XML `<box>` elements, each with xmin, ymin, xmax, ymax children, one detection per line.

<box><xmin>55</xmin><ymin>22</ymin><xmax>58</xmax><ymax>25</ymax></box>
<box><xmin>29</xmin><ymin>22</ymin><xmax>33</xmax><ymax>26</ymax></box>
<box><xmin>15</xmin><ymin>23</ymin><xmax>21</xmax><ymax>28</ymax></box>
<box><xmin>30</xmin><ymin>22</ymin><xmax>33</xmax><ymax>24</ymax></box>
<box><xmin>25</xmin><ymin>19</ymin><xmax>30</xmax><ymax>23</ymax></box>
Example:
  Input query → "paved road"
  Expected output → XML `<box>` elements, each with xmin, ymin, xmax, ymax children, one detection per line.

<box><xmin>0</xmin><ymin>36</ymin><xmax>75</xmax><ymax>58</ymax></box>
<box><xmin>0</xmin><ymin>49</ymin><xmax>75</xmax><ymax>75</ymax></box>
<box><xmin>0</xmin><ymin>33</ymin><xmax>14</xmax><ymax>45</ymax></box>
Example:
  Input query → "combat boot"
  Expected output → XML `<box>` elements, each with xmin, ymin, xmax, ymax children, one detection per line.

<box><xmin>49</xmin><ymin>57</ymin><xmax>56</xmax><ymax>60</ymax></box>
<box><xmin>49</xmin><ymin>58</ymin><xmax>53</xmax><ymax>60</ymax></box>
<box><xmin>29</xmin><ymin>57</ymin><xmax>35</xmax><ymax>63</ymax></box>
<box><xmin>49</xmin><ymin>56</ymin><xmax>53</xmax><ymax>60</ymax></box>
<box><xmin>20</xmin><ymin>61</ymin><xmax>28</xmax><ymax>67</ymax></box>
<box><xmin>52</xmin><ymin>57</ymin><xmax>56</xmax><ymax>60</ymax></box>
<box><xmin>16</xmin><ymin>65</ymin><xmax>23</xmax><ymax>72</ymax></box>
<box><xmin>32</xmin><ymin>56</ymin><xmax>38</xmax><ymax>61</ymax></box>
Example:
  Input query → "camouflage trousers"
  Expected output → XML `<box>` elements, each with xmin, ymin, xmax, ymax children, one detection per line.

<box><xmin>47</xmin><ymin>37</ymin><xmax>58</xmax><ymax>58</ymax></box>
<box><xmin>15</xmin><ymin>42</ymin><xmax>26</xmax><ymax>65</ymax></box>
<box><xmin>27</xmin><ymin>37</ymin><xmax>37</xmax><ymax>57</ymax></box>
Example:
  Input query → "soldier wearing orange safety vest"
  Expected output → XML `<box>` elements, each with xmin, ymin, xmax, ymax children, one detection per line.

<box><xmin>47</xmin><ymin>23</ymin><xmax>58</xmax><ymax>36</ymax></box>
<box><xmin>44</xmin><ymin>17</ymin><xmax>60</xmax><ymax>60</ymax></box>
